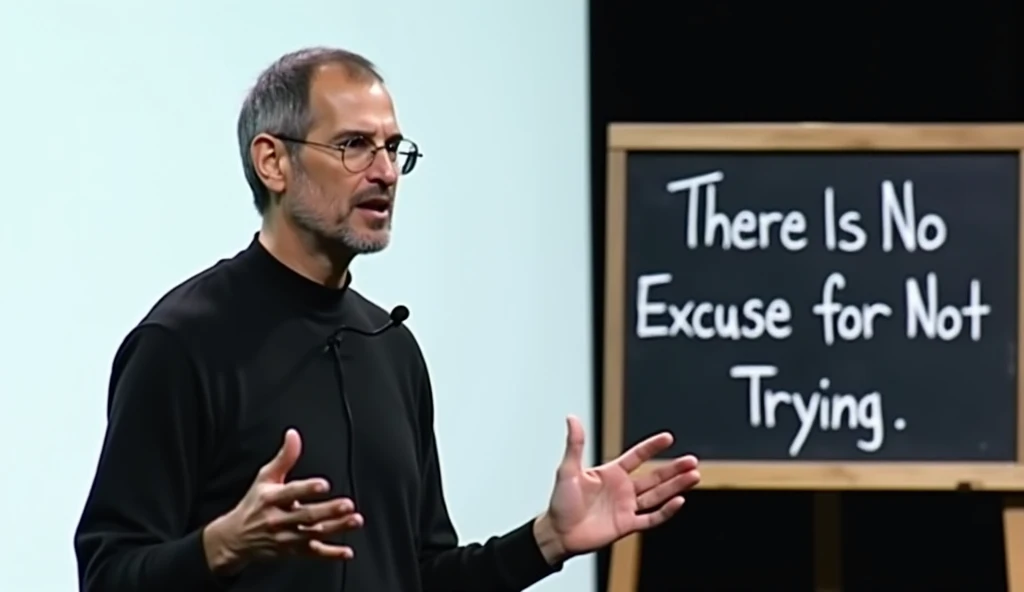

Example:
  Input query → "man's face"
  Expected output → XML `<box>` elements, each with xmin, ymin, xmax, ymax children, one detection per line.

<box><xmin>284</xmin><ymin>65</ymin><xmax>401</xmax><ymax>254</ymax></box>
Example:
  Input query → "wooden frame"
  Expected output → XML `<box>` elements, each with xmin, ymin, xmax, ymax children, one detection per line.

<box><xmin>602</xmin><ymin>123</ymin><xmax>1024</xmax><ymax>592</ymax></box>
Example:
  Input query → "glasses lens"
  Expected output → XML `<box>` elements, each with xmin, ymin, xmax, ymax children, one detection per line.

<box><xmin>341</xmin><ymin>139</ymin><xmax>373</xmax><ymax>173</ymax></box>
<box><xmin>394</xmin><ymin>139</ymin><xmax>418</xmax><ymax>175</ymax></box>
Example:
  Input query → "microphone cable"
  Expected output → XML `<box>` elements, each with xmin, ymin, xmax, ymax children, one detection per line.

<box><xmin>323</xmin><ymin>305</ymin><xmax>409</xmax><ymax>590</ymax></box>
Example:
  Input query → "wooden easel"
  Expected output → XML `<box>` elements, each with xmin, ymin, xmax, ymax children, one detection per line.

<box><xmin>1007</xmin><ymin>495</ymin><xmax>1024</xmax><ymax>591</ymax></box>
<box><xmin>602</xmin><ymin>123</ymin><xmax>1024</xmax><ymax>592</ymax></box>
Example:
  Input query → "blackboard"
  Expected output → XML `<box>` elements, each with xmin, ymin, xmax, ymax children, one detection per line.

<box><xmin>602</xmin><ymin>125</ymin><xmax>1024</xmax><ymax>490</ymax></box>
<box><xmin>626</xmin><ymin>151</ymin><xmax>1018</xmax><ymax>461</ymax></box>
<box><xmin>600</xmin><ymin>123</ymin><xmax>1024</xmax><ymax>592</ymax></box>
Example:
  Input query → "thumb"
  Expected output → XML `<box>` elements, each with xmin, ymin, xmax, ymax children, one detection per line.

<box><xmin>558</xmin><ymin>415</ymin><xmax>586</xmax><ymax>476</ymax></box>
<box><xmin>260</xmin><ymin>428</ymin><xmax>301</xmax><ymax>482</ymax></box>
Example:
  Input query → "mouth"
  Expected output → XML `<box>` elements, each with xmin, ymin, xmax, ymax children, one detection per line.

<box><xmin>354</xmin><ymin>196</ymin><xmax>392</xmax><ymax>222</ymax></box>
<box><xmin>355</xmin><ymin>196</ymin><xmax>391</xmax><ymax>214</ymax></box>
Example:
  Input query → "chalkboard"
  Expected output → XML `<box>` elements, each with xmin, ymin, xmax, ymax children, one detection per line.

<box><xmin>602</xmin><ymin>125</ymin><xmax>1024</xmax><ymax>491</ymax></box>
<box><xmin>602</xmin><ymin>126</ymin><xmax>1024</xmax><ymax>592</ymax></box>
<box><xmin>627</xmin><ymin>151</ymin><xmax>1019</xmax><ymax>461</ymax></box>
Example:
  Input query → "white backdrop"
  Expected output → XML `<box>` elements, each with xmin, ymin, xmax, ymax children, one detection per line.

<box><xmin>0</xmin><ymin>2</ymin><xmax>593</xmax><ymax>591</ymax></box>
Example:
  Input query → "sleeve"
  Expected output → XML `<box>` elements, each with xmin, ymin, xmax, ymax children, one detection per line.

<box><xmin>414</xmin><ymin>360</ymin><xmax>563</xmax><ymax>592</ymax></box>
<box><xmin>74</xmin><ymin>324</ymin><xmax>229</xmax><ymax>592</ymax></box>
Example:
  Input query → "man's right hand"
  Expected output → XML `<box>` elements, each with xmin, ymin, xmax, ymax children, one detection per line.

<box><xmin>202</xmin><ymin>428</ymin><xmax>362</xmax><ymax>574</ymax></box>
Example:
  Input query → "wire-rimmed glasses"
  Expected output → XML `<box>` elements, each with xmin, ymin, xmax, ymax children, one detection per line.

<box><xmin>275</xmin><ymin>134</ymin><xmax>423</xmax><ymax>175</ymax></box>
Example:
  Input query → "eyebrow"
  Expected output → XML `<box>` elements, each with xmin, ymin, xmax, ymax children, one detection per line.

<box><xmin>328</xmin><ymin>129</ymin><xmax>405</xmax><ymax>144</ymax></box>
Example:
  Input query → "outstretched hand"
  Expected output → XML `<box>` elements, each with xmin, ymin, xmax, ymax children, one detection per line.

<box><xmin>539</xmin><ymin>416</ymin><xmax>699</xmax><ymax>561</ymax></box>
<box><xmin>203</xmin><ymin>429</ymin><xmax>363</xmax><ymax>574</ymax></box>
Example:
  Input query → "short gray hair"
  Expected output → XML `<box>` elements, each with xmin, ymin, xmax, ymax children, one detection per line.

<box><xmin>237</xmin><ymin>47</ymin><xmax>383</xmax><ymax>214</ymax></box>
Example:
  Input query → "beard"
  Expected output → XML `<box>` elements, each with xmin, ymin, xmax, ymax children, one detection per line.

<box><xmin>285</xmin><ymin>168</ymin><xmax>392</xmax><ymax>255</ymax></box>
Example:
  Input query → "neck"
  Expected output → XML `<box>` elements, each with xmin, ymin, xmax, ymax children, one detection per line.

<box><xmin>258</xmin><ymin>215</ymin><xmax>353</xmax><ymax>289</ymax></box>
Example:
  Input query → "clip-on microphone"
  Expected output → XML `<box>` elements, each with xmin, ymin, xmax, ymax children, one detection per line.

<box><xmin>326</xmin><ymin>304</ymin><xmax>409</xmax><ymax>346</ymax></box>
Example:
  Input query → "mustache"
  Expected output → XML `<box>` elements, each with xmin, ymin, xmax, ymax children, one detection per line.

<box><xmin>351</xmin><ymin>187</ymin><xmax>393</xmax><ymax>205</ymax></box>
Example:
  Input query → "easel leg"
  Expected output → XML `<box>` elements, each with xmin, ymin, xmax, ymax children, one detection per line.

<box><xmin>607</xmin><ymin>533</ymin><xmax>642</xmax><ymax>592</ymax></box>
<box><xmin>1005</xmin><ymin>495</ymin><xmax>1024</xmax><ymax>592</ymax></box>
<box><xmin>813</xmin><ymin>492</ymin><xmax>842</xmax><ymax>592</ymax></box>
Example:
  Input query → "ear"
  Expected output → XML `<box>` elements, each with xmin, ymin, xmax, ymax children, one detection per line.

<box><xmin>251</xmin><ymin>133</ymin><xmax>290</xmax><ymax>196</ymax></box>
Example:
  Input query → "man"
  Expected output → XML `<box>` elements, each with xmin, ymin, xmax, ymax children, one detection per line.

<box><xmin>74</xmin><ymin>47</ymin><xmax>701</xmax><ymax>592</ymax></box>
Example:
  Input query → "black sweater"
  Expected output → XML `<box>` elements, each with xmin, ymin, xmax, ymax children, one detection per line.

<box><xmin>74</xmin><ymin>236</ymin><xmax>561</xmax><ymax>591</ymax></box>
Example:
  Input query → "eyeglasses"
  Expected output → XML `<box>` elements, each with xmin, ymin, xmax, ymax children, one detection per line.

<box><xmin>275</xmin><ymin>134</ymin><xmax>424</xmax><ymax>175</ymax></box>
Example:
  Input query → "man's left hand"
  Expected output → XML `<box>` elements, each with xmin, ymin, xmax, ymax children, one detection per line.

<box><xmin>533</xmin><ymin>415</ymin><xmax>700</xmax><ymax>565</ymax></box>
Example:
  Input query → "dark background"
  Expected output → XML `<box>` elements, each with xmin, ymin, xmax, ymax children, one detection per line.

<box><xmin>588</xmin><ymin>2</ymin><xmax>1023</xmax><ymax>591</ymax></box>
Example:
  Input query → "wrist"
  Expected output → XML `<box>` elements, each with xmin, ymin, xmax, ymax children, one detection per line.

<box><xmin>202</xmin><ymin>514</ymin><xmax>245</xmax><ymax>575</ymax></box>
<box><xmin>532</xmin><ymin>513</ymin><xmax>567</xmax><ymax>566</ymax></box>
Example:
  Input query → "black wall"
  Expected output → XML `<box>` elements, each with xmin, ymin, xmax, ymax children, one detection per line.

<box><xmin>588</xmin><ymin>2</ymin><xmax>1024</xmax><ymax>590</ymax></box>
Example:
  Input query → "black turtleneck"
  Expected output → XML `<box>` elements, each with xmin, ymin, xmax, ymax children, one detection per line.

<box><xmin>74</xmin><ymin>236</ymin><xmax>561</xmax><ymax>592</ymax></box>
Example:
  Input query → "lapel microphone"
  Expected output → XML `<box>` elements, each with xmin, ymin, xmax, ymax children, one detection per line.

<box><xmin>327</xmin><ymin>305</ymin><xmax>410</xmax><ymax>345</ymax></box>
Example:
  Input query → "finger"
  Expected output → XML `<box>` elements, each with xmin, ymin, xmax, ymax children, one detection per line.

<box><xmin>258</xmin><ymin>428</ymin><xmax>302</xmax><ymax>482</ymax></box>
<box><xmin>307</xmin><ymin>539</ymin><xmax>354</xmax><ymax>560</ymax></box>
<box><xmin>615</xmin><ymin>432</ymin><xmax>673</xmax><ymax>474</ymax></box>
<box><xmin>557</xmin><ymin>415</ymin><xmax>586</xmax><ymax>476</ymax></box>
<box><xmin>278</xmin><ymin>498</ymin><xmax>356</xmax><ymax>527</ymax></box>
<box><xmin>262</xmin><ymin>478</ymin><xmax>336</xmax><ymax>507</ymax></box>
<box><xmin>636</xmin><ymin>470</ymin><xmax>700</xmax><ymax>511</ymax></box>
<box><xmin>632</xmin><ymin>455</ymin><xmax>699</xmax><ymax>494</ymax></box>
<box><xmin>633</xmin><ymin>496</ymin><xmax>686</xmax><ymax>531</ymax></box>
<box><xmin>298</xmin><ymin>512</ymin><xmax>364</xmax><ymax>536</ymax></box>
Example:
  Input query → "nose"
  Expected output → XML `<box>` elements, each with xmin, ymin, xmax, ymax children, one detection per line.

<box><xmin>364</xmin><ymin>148</ymin><xmax>399</xmax><ymax>185</ymax></box>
